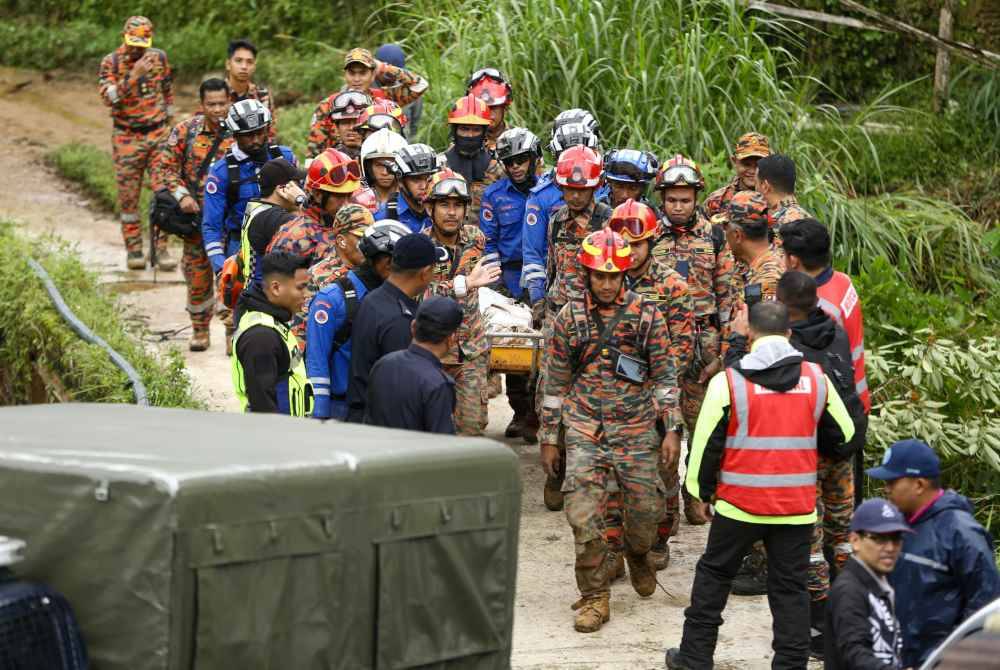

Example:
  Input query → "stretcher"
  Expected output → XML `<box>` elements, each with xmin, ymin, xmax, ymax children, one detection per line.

<box><xmin>488</xmin><ymin>331</ymin><xmax>544</xmax><ymax>376</ymax></box>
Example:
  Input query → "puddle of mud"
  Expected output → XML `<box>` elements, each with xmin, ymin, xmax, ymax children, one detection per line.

<box><xmin>102</xmin><ymin>278</ymin><xmax>186</xmax><ymax>294</ymax></box>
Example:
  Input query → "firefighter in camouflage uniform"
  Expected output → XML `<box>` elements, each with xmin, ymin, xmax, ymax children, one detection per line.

<box><xmin>150</xmin><ymin>78</ymin><xmax>233</xmax><ymax>351</ymax></box>
<box><xmin>718</xmin><ymin>190</ymin><xmax>785</xmax><ymax>305</ymax></box>
<box><xmin>98</xmin><ymin>15</ymin><xmax>175</xmax><ymax>270</ymax></box>
<box><xmin>423</xmin><ymin>169</ymin><xmax>501</xmax><ymax>435</ymax></box>
<box><xmin>703</xmin><ymin>132</ymin><xmax>771</xmax><ymax>218</ymax></box>
<box><xmin>442</xmin><ymin>94</ymin><xmax>506</xmax><ymax>224</ymax></box>
<box><xmin>540</xmin><ymin>227</ymin><xmax>682</xmax><ymax>633</ymax></box>
<box><xmin>651</xmin><ymin>155</ymin><xmax>739</xmax><ymax>525</ymax></box>
<box><xmin>466</xmin><ymin>68</ymin><xmax>513</xmax><ymax>151</ymax></box>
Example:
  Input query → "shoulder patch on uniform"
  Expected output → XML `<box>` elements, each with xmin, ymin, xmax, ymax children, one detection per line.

<box><xmin>314</xmin><ymin>309</ymin><xmax>329</xmax><ymax>324</ymax></box>
<box><xmin>205</xmin><ymin>180</ymin><xmax>218</xmax><ymax>195</ymax></box>
<box><xmin>482</xmin><ymin>207</ymin><xmax>493</xmax><ymax>221</ymax></box>
<box><xmin>526</xmin><ymin>212</ymin><xmax>538</xmax><ymax>226</ymax></box>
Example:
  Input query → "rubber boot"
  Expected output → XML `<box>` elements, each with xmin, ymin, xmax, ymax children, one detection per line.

<box><xmin>189</xmin><ymin>327</ymin><xmax>210</xmax><ymax>352</ymax></box>
<box><xmin>625</xmin><ymin>551</ymin><xmax>656</xmax><ymax>597</ymax></box>
<box><xmin>571</xmin><ymin>593</ymin><xmax>610</xmax><ymax>633</ymax></box>
<box><xmin>682</xmin><ymin>488</ymin><xmax>709</xmax><ymax>525</ymax></box>
<box><xmin>809</xmin><ymin>598</ymin><xmax>826</xmax><ymax>660</ymax></box>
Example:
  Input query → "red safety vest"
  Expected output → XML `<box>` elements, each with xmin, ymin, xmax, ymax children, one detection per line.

<box><xmin>816</xmin><ymin>271</ymin><xmax>869</xmax><ymax>413</ymax></box>
<box><xmin>718</xmin><ymin>362</ymin><xmax>827</xmax><ymax>517</ymax></box>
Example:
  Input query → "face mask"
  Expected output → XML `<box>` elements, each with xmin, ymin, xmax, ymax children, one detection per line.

<box><xmin>454</xmin><ymin>130</ymin><xmax>484</xmax><ymax>157</ymax></box>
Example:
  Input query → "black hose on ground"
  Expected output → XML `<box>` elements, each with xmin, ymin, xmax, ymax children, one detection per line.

<box><xmin>27</xmin><ymin>257</ymin><xmax>149</xmax><ymax>406</ymax></box>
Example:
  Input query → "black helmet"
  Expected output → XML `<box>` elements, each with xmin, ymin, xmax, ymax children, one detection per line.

<box><xmin>393</xmin><ymin>143</ymin><xmax>439</xmax><ymax>177</ymax></box>
<box><xmin>495</xmin><ymin>127</ymin><xmax>542</xmax><ymax>162</ymax></box>
<box><xmin>358</xmin><ymin>220</ymin><xmax>412</xmax><ymax>261</ymax></box>
<box><xmin>552</xmin><ymin>108</ymin><xmax>600</xmax><ymax>137</ymax></box>
<box><xmin>549</xmin><ymin>121</ymin><xmax>599</xmax><ymax>156</ymax></box>
<box><xmin>224</xmin><ymin>99</ymin><xmax>271</xmax><ymax>135</ymax></box>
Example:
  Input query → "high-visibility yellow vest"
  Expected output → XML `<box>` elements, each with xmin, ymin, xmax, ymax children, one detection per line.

<box><xmin>231</xmin><ymin>310</ymin><xmax>313</xmax><ymax>417</ymax></box>
<box><xmin>239</xmin><ymin>199</ymin><xmax>272</xmax><ymax>284</ymax></box>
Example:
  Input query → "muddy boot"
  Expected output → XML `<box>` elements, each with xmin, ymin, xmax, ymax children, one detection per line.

<box><xmin>189</xmin><ymin>327</ymin><xmax>210</xmax><ymax>352</ymax></box>
<box><xmin>126</xmin><ymin>250</ymin><xmax>146</xmax><ymax>270</ymax></box>
<box><xmin>504</xmin><ymin>415</ymin><xmax>523</xmax><ymax>438</ymax></box>
<box><xmin>625</xmin><ymin>551</ymin><xmax>656</xmax><ymax>597</ymax></box>
<box><xmin>543</xmin><ymin>477</ymin><xmax>564</xmax><ymax>511</ymax></box>
<box><xmin>731</xmin><ymin>553</ymin><xmax>768</xmax><ymax>596</ymax></box>
<box><xmin>521</xmin><ymin>411</ymin><xmax>539</xmax><ymax>445</ymax></box>
<box><xmin>809</xmin><ymin>599</ymin><xmax>826</xmax><ymax>660</ymax></box>
<box><xmin>605</xmin><ymin>550</ymin><xmax>626</xmax><ymax>583</ymax></box>
<box><xmin>650</xmin><ymin>536</ymin><xmax>671</xmax><ymax>571</ymax></box>
<box><xmin>682</xmin><ymin>488</ymin><xmax>709</xmax><ymax>525</ymax></box>
<box><xmin>155</xmin><ymin>246</ymin><xmax>178</xmax><ymax>271</ymax></box>
<box><xmin>571</xmin><ymin>594</ymin><xmax>610</xmax><ymax>633</ymax></box>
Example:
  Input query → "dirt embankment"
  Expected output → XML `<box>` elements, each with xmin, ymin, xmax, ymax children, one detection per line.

<box><xmin>0</xmin><ymin>65</ymin><xmax>803</xmax><ymax>669</ymax></box>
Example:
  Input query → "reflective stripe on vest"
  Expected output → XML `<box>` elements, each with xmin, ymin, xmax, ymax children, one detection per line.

<box><xmin>718</xmin><ymin>361</ymin><xmax>825</xmax><ymax>517</ymax></box>
<box><xmin>231</xmin><ymin>310</ymin><xmax>313</xmax><ymax>417</ymax></box>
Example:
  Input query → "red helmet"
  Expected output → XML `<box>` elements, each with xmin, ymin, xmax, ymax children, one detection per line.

<box><xmin>447</xmin><ymin>94</ymin><xmax>492</xmax><ymax>126</ymax></box>
<box><xmin>355</xmin><ymin>100</ymin><xmax>408</xmax><ymax>133</ymax></box>
<box><xmin>469</xmin><ymin>77</ymin><xmax>512</xmax><ymax>107</ymax></box>
<box><xmin>609</xmin><ymin>199</ymin><xmax>659</xmax><ymax>242</ymax></box>
<box><xmin>555</xmin><ymin>145</ymin><xmax>602</xmax><ymax>189</ymax></box>
<box><xmin>350</xmin><ymin>186</ymin><xmax>379</xmax><ymax>213</ymax></box>
<box><xmin>655</xmin><ymin>154</ymin><xmax>705</xmax><ymax>191</ymax></box>
<box><xmin>578</xmin><ymin>227</ymin><xmax>632</xmax><ymax>273</ymax></box>
<box><xmin>306</xmin><ymin>148</ymin><xmax>361</xmax><ymax>195</ymax></box>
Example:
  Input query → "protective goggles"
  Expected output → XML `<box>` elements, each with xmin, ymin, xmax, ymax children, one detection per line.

<box><xmin>324</xmin><ymin>160</ymin><xmax>362</xmax><ymax>186</ymax></box>
<box><xmin>333</xmin><ymin>91</ymin><xmax>371</xmax><ymax>110</ymax></box>
<box><xmin>431</xmin><ymin>178</ymin><xmax>470</xmax><ymax>199</ymax></box>
<box><xmin>469</xmin><ymin>68</ymin><xmax>504</xmax><ymax>85</ymax></box>
<box><xmin>360</xmin><ymin>114</ymin><xmax>403</xmax><ymax>133</ymax></box>
<box><xmin>658</xmin><ymin>164</ymin><xmax>701</xmax><ymax>186</ymax></box>
<box><xmin>609</xmin><ymin>217</ymin><xmax>648</xmax><ymax>238</ymax></box>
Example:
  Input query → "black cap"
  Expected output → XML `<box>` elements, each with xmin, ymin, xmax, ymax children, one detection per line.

<box><xmin>259</xmin><ymin>158</ymin><xmax>306</xmax><ymax>197</ymax></box>
<box><xmin>416</xmin><ymin>296</ymin><xmax>463</xmax><ymax>333</ymax></box>
<box><xmin>850</xmin><ymin>498</ymin><xmax>915</xmax><ymax>535</ymax></box>
<box><xmin>392</xmin><ymin>233</ymin><xmax>447</xmax><ymax>270</ymax></box>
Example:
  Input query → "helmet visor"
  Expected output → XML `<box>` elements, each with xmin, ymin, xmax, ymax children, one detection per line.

<box><xmin>659</xmin><ymin>164</ymin><xmax>701</xmax><ymax>186</ymax></box>
<box><xmin>326</xmin><ymin>160</ymin><xmax>362</xmax><ymax>186</ymax></box>
<box><xmin>431</xmin><ymin>178</ymin><xmax>470</xmax><ymax>200</ymax></box>
<box><xmin>361</xmin><ymin>114</ymin><xmax>403</xmax><ymax>134</ymax></box>
<box><xmin>609</xmin><ymin>217</ymin><xmax>647</xmax><ymax>239</ymax></box>
<box><xmin>469</xmin><ymin>68</ymin><xmax>504</xmax><ymax>84</ymax></box>
<box><xmin>605</xmin><ymin>160</ymin><xmax>647</xmax><ymax>182</ymax></box>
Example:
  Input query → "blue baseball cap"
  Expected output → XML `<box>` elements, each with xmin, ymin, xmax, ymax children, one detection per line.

<box><xmin>416</xmin><ymin>296</ymin><xmax>463</xmax><ymax>333</ymax></box>
<box><xmin>850</xmin><ymin>498</ymin><xmax>915</xmax><ymax>534</ymax></box>
<box><xmin>866</xmin><ymin>438</ymin><xmax>940</xmax><ymax>481</ymax></box>
<box><xmin>375</xmin><ymin>44</ymin><xmax>406</xmax><ymax>69</ymax></box>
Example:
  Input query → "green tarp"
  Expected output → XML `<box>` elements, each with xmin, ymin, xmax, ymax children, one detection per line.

<box><xmin>0</xmin><ymin>404</ymin><xmax>521</xmax><ymax>669</ymax></box>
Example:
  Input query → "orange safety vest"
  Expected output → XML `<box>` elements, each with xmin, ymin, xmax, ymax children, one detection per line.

<box><xmin>718</xmin><ymin>362</ymin><xmax>826</xmax><ymax>517</ymax></box>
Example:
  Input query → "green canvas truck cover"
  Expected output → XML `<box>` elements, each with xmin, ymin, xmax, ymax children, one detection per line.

<box><xmin>0</xmin><ymin>404</ymin><xmax>521</xmax><ymax>669</ymax></box>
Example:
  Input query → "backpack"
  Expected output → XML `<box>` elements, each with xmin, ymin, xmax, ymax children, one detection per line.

<box><xmin>331</xmin><ymin>274</ymin><xmax>361</xmax><ymax>350</ymax></box>
<box><xmin>225</xmin><ymin>145</ymin><xmax>284</xmax><ymax>209</ymax></box>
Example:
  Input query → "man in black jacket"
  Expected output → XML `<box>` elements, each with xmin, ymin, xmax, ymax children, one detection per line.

<box><xmin>825</xmin><ymin>498</ymin><xmax>911</xmax><ymax>670</ymax></box>
<box><xmin>727</xmin><ymin>270</ymin><xmax>868</xmax><ymax>657</ymax></box>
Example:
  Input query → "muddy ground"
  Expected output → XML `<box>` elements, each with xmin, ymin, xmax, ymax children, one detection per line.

<box><xmin>1</xmin><ymin>66</ymin><xmax>815</xmax><ymax>669</ymax></box>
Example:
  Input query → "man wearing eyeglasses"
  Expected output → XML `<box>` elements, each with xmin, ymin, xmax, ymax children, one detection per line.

<box><xmin>824</xmin><ymin>497</ymin><xmax>911</xmax><ymax>670</ymax></box>
<box><xmin>867</xmin><ymin>439</ymin><xmax>1000</xmax><ymax>669</ymax></box>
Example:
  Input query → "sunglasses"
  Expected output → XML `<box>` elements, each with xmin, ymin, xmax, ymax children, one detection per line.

<box><xmin>609</xmin><ymin>217</ymin><xmax>648</xmax><ymax>238</ymax></box>
<box><xmin>501</xmin><ymin>155</ymin><xmax>531</xmax><ymax>169</ymax></box>
<box><xmin>659</xmin><ymin>165</ymin><xmax>701</xmax><ymax>185</ymax></box>
<box><xmin>860</xmin><ymin>532</ymin><xmax>904</xmax><ymax>546</ymax></box>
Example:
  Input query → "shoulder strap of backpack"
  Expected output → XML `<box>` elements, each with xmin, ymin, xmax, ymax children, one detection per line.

<box><xmin>332</xmin><ymin>275</ymin><xmax>360</xmax><ymax>349</ymax></box>
<box><xmin>225</xmin><ymin>153</ymin><xmax>243</xmax><ymax>209</ymax></box>
<box><xmin>387</xmin><ymin>198</ymin><xmax>399</xmax><ymax>219</ymax></box>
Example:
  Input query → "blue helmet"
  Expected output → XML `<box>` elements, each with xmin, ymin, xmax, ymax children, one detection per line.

<box><xmin>604</xmin><ymin>149</ymin><xmax>659</xmax><ymax>185</ymax></box>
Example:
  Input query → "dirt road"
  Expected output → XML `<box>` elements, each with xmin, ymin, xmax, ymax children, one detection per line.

<box><xmin>1</xmin><ymin>66</ymin><xmax>808</xmax><ymax>669</ymax></box>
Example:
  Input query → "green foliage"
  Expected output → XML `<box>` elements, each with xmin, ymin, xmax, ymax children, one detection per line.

<box><xmin>46</xmin><ymin>142</ymin><xmax>151</xmax><ymax>219</ymax></box>
<box><xmin>275</xmin><ymin>103</ymin><xmax>314</xmax><ymax>160</ymax></box>
<box><xmin>0</xmin><ymin>222</ymin><xmax>201</xmax><ymax>408</ymax></box>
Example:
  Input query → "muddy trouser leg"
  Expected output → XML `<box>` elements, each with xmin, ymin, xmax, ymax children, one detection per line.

<box><xmin>112</xmin><ymin>125</ymin><xmax>166</xmax><ymax>252</ymax></box>
<box><xmin>680</xmin><ymin>376</ymin><xmax>706</xmax><ymax>515</ymax></box>
<box><xmin>613</xmin><ymin>426</ymin><xmax>661</xmax><ymax>558</ymax></box>
<box><xmin>183</xmin><ymin>234</ymin><xmax>215</xmax><ymax>331</ymax></box>
<box><xmin>505</xmin><ymin>373</ymin><xmax>532</xmax><ymax>418</ymax></box>
<box><xmin>563</xmin><ymin>425</ymin><xmax>611</xmax><ymax>598</ymax></box>
<box><xmin>822</xmin><ymin>455</ymin><xmax>855</xmax><ymax>581</ymax></box>
<box><xmin>445</xmin><ymin>354</ymin><xmax>489</xmax><ymax>436</ymax></box>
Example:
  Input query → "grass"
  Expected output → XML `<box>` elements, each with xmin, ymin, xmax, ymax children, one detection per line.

<box><xmin>46</xmin><ymin>142</ymin><xmax>152</xmax><ymax>221</ymax></box>
<box><xmin>0</xmin><ymin>221</ymin><xmax>202</xmax><ymax>407</ymax></box>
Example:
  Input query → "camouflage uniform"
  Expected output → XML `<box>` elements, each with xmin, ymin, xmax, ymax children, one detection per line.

<box><xmin>307</xmin><ymin>62</ymin><xmax>429</xmax><ymax>158</ymax></box>
<box><xmin>545</xmin><ymin>201</ymin><xmax>614</xmax><ymax>315</ymax></box>
<box><xmin>228</xmin><ymin>79</ymin><xmax>276</xmax><ymax>141</ymax></box>
<box><xmin>702</xmin><ymin>175</ymin><xmax>744</xmax><ymax>220</ymax></box>
<box><xmin>540</xmin><ymin>287</ymin><xmax>680</xmax><ymax>599</ymax></box>
<box><xmin>267</xmin><ymin>206</ymin><xmax>339</xmax><ymax>266</ymax></box>
<box><xmin>703</xmin><ymin>132</ymin><xmax>771</xmax><ymax>220</ymax></box>
<box><xmin>811</xmin><ymin>454</ymin><xmax>854</xmax><ymax>601</ymax></box>
<box><xmin>98</xmin><ymin>31</ymin><xmax>174</xmax><ymax>253</ymax></box>
<box><xmin>740</xmin><ymin>247</ymin><xmax>785</xmax><ymax>305</ymax></box>
<box><xmin>425</xmin><ymin>224</ymin><xmax>490</xmax><ymax>435</ymax></box>
<box><xmin>769</xmin><ymin>195</ymin><xmax>811</xmax><ymax>257</ymax></box>
<box><xmin>601</xmin><ymin>259</ymin><xmax>695</xmax><ymax>549</ymax></box>
<box><xmin>149</xmin><ymin>113</ymin><xmax>232</xmax><ymax>336</ymax></box>
<box><xmin>651</xmin><ymin>212</ymin><xmax>738</xmax><ymax>436</ymax></box>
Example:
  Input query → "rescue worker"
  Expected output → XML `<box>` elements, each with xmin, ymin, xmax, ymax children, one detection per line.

<box><xmin>268</xmin><ymin>148</ymin><xmax>361</xmax><ymax>266</ymax></box>
<box><xmin>323</xmin><ymin>91</ymin><xmax>372</xmax><ymax>160</ymax></box>
<box><xmin>466</xmin><ymin>68</ymin><xmax>513</xmax><ymax>149</ymax></box>
<box><xmin>231</xmin><ymin>251</ymin><xmax>312</xmax><ymax>416</ymax></box>
<box><xmin>601</xmin><ymin>149</ymin><xmax>659</xmax><ymax>208</ymax></box>
<box><xmin>443</xmin><ymin>94</ymin><xmax>505</xmax><ymax>223</ymax></box>
<box><xmin>308</xmin><ymin>48</ymin><xmax>428</xmax><ymax>157</ymax></box>
<box><xmin>237</xmin><ymin>157</ymin><xmax>306</xmax><ymax>299</ymax></box>
<box><xmin>665</xmin><ymin>301</ymin><xmax>854</xmax><ymax>670</ymax></box>
<box><xmin>374</xmin><ymin>43</ymin><xmax>422</xmax><ymax>137</ymax></box>
<box><xmin>755</xmin><ymin>154</ymin><xmax>811</xmax><ymax>241</ymax></box>
<box><xmin>224</xmin><ymin>39</ymin><xmax>275</xmax><ymax>140</ymax></box>
<box><xmin>540</xmin><ymin>227</ymin><xmax>681</xmax><ymax>633</ymax></box>
<box><xmin>98</xmin><ymin>15</ymin><xmax>175</xmax><ymax>270</ymax></box>
<box><xmin>360</xmin><ymin>127</ymin><xmax>408</xmax><ymax>208</ymax></box>
<box><xmin>651</xmin><ymin>155</ymin><xmax>738</xmax><ymax>525</ymax></box>
<box><xmin>726</xmin><ymin>271</ymin><xmax>868</xmax><ymax>655</ymax></box>
<box><xmin>607</xmin><ymin>199</ymin><xmax>695</xmax><ymax>573</ymax></box>
<box><xmin>375</xmin><ymin>143</ymin><xmax>437</xmax><ymax>232</ymax></box>
<box><xmin>202</xmin><ymin>99</ymin><xmax>296</xmax><ymax>275</ymax></box>
<box><xmin>290</xmin><ymin>205</ymin><xmax>374</xmax><ymax>347</ymax></box>
<box><xmin>867</xmin><ymin>439</ymin><xmax>1000</xmax><ymax>668</ymax></box>
<box><xmin>149</xmin><ymin>77</ymin><xmax>233</xmax><ymax>351</ymax></box>
<box><xmin>353</xmin><ymin>100</ymin><xmax>408</xmax><ymax>143</ymax></box>
<box><xmin>423</xmin><ymin>170</ymin><xmax>501</xmax><ymax>435</ymax></box>
<box><xmin>480</xmin><ymin>127</ymin><xmax>544</xmax><ymax>441</ymax></box>
<box><xmin>703</xmin><ymin>132</ymin><xmax>771</xmax><ymax>218</ymax></box>
<box><xmin>521</xmin><ymin>117</ymin><xmax>602</xmax><ymax>305</ymax></box>
<box><xmin>719</xmin><ymin>190</ymin><xmax>784</xmax><ymax>305</ymax></box>
<box><xmin>346</xmin><ymin>233</ymin><xmax>445</xmax><ymax>423</ymax></box>
<box><xmin>366</xmin><ymin>296</ymin><xmax>464</xmax><ymax>434</ymax></box>
<box><xmin>306</xmin><ymin>220</ymin><xmax>409</xmax><ymax>420</ymax></box>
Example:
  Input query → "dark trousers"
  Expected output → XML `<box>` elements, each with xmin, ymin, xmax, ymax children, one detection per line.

<box><xmin>505</xmin><ymin>373</ymin><xmax>534</xmax><ymax>420</ymax></box>
<box><xmin>679</xmin><ymin>513</ymin><xmax>812</xmax><ymax>670</ymax></box>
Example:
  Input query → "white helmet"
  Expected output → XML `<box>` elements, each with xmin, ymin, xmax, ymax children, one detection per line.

<box><xmin>360</xmin><ymin>128</ymin><xmax>409</xmax><ymax>181</ymax></box>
